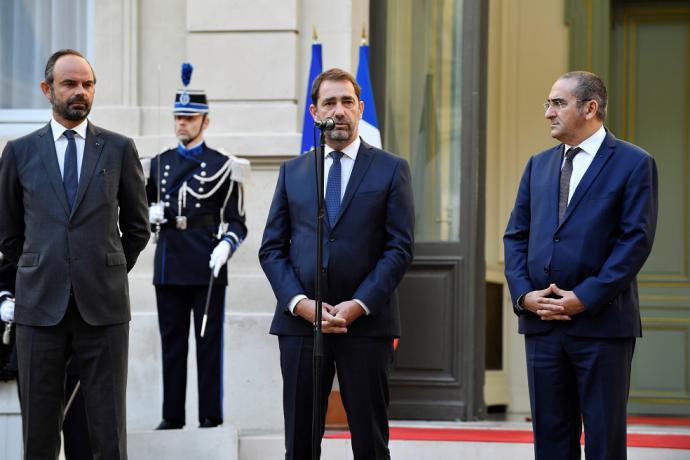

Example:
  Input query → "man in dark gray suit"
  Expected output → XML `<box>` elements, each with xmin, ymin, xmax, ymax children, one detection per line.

<box><xmin>0</xmin><ymin>49</ymin><xmax>149</xmax><ymax>459</ymax></box>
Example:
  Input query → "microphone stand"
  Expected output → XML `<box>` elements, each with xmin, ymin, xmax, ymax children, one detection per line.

<box><xmin>311</xmin><ymin>125</ymin><xmax>326</xmax><ymax>460</ymax></box>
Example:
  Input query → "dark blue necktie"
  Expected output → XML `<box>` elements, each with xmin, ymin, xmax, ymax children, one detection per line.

<box><xmin>325</xmin><ymin>151</ymin><xmax>343</xmax><ymax>227</ymax></box>
<box><xmin>63</xmin><ymin>130</ymin><xmax>78</xmax><ymax>210</ymax></box>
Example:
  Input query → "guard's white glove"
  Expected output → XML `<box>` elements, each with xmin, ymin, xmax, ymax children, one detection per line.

<box><xmin>149</xmin><ymin>202</ymin><xmax>167</xmax><ymax>224</ymax></box>
<box><xmin>209</xmin><ymin>240</ymin><xmax>232</xmax><ymax>278</ymax></box>
<box><xmin>0</xmin><ymin>298</ymin><xmax>15</xmax><ymax>322</ymax></box>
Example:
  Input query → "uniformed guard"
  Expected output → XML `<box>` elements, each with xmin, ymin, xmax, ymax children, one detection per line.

<box><xmin>146</xmin><ymin>63</ymin><xmax>249</xmax><ymax>430</ymax></box>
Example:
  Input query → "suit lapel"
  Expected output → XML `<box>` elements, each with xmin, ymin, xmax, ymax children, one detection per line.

<box><xmin>297</xmin><ymin>149</ymin><xmax>322</xmax><ymax>230</ymax></box>
<box><xmin>332</xmin><ymin>141</ymin><xmax>375</xmax><ymax>229</ymax></box>
<box><xmin>558</xmin><ymin>130</ymin><xmax>616</xmax><ymax>228</ymax></box>
<box><xmin>71</xmin><ymin>122</ymin><xmax>105</xmax><ymax>216</ymax></box>
<box><xmin>37</xmin><ymin>123</ymin><xmax>71</xmax><ymax>216</ymax></box>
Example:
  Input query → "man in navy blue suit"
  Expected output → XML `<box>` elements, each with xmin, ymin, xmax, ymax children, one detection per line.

<box><xmin>259</xmin><ymin>68</ymin><xmax>414</xmax><ymax>460</ymax></box>
<box><xmin>504</xmin><ymin>71</ymin><xmax>658</xmax><ymax>459</ymax></box>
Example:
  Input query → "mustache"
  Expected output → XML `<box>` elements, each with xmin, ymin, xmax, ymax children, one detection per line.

<box><xmin>68</xmin><ymin>96</ymin><xmax>88</xmax><ymax>104</ymax></box>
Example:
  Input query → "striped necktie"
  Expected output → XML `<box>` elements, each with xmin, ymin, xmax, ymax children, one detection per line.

<box><xmin>558</xmin><ymin>146</ymin><xmax>581</xmax><ymax>223</ymax></box>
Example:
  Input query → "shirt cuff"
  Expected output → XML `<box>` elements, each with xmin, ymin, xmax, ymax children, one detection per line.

<box><xmin>287</xmin><ymin>295</ymin><xmax>307</xmax><ymax>316</ymax></box>
<box><xmin>353</xmin><ymin>299</ymin><xmax>370</xmax><ymax>315</ymax></box>
<box><xmin>0</xmin><ymin>290</ymin><xmax>13</xmax><ymax>302</ymax></box>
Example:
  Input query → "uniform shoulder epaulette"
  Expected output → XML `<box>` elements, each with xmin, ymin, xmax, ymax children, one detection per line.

<box><xmin>140</xmin><ymin>146</ymin><xmax>177</xmax><ymax>178</ymax></box>
<box><xmin>140</xmin><ymin>156</ymin><xmax>152</xmax><ymax>178</ymax></box>
<box><xmin>216</xmin><ymin>148</ymin><xmax>251</xmax><ymax>185</ymax></box>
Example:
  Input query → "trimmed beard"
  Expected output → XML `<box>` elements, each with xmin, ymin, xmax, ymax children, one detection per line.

<box><xmin>50</xmin><ymin>88</ymin><xmax>91</xmax><ymax>121</ymax></box>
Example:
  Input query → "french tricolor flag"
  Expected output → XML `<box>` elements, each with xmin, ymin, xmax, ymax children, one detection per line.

<box><xmin>355</xmin><ymin>43</ymin><xmax>382</xmax><ymax>149</ymax></box>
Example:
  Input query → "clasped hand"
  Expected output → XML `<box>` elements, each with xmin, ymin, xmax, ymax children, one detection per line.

<box><xmin>294</xmin><ymin>299</ymin><xmax>365</xmax><ymax>333</ymax></box>
<box><xmin>524</xmin><ymin>284</ymin><xmax>586</xmax><ymax>320</ymax></box>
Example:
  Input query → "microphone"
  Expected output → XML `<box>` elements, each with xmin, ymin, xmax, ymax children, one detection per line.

<box><xmin>314</xmin><ymin>118</ymin><xmax>336</xmax><ymax>130</ymax></box>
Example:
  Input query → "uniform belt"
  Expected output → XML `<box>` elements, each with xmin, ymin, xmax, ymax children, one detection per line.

<box><xmin>161</xmin><ymin>214</ymin><xmax>220</xmax><ymax>230</ymax></box>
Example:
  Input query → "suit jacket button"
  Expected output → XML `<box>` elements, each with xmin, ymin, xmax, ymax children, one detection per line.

<box><xmin>554</xmin><ymin>235</ymin><xmax>560</xmax><ymax>242</ymax></box>
<box><xmin>544</xmin><ymin>266</ymin><xmax>549</xmax><ymax>273</ymax></box>
<box><xmin>321</xmin><ymin>268</ymin><xmax>326</xmax><ymax>274</ymax></box>
<box><xmin>328</xmin><ymin>237</ymin><xmax>335</xmax><ymax>242</ymax></box>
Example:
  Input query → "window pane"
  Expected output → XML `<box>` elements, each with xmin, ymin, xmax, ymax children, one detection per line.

<box><xmin>0</xmin><ymin>0</ymin><xmax>90</xmax><ymax>109</ymax></box>
<box><xmin>383</xmin><ymin>0</ymin><xmax>463</xmax><ymax>242</ymax></box>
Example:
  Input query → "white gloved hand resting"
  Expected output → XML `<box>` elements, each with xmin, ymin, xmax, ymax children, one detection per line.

<box><xmin>0</xmin><ymin>298</ymin><xmax>15</xmax><ymax>322</ymax></box>
<box><xmin>148</xmin><ymin>202</ymin><xmax>167</xmax><ymax>224</ymax></box>
<box><xmin>209</xmin><ymin>240</ymin><xmax>232</xmax><ymax>278</ymax></box>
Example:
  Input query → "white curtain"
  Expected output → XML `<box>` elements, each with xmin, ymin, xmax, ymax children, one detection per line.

<box><xmin>0</xmin><ymin>0</ymin><xmax>89</xmax><ymax>109</ymax></box>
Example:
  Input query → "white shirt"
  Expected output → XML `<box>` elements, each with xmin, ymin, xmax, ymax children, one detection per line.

<box><xmin>563</xmin><ymin>125</ymin><xmax>606</xmax><ymax>204</ymax></box>
<box><xmin>51</xmin><ymin>117</ymin><xmax>88</xmax><ymax>181</ymax></box>
<box><xmin>288</xmin><ymin>137</ymin><xmax>370</xmax><ymax>316</ymax></box>
<box><xmin>323</xmin><ymin>137</ymin><xmax>360</xmax><ymax>200</ymax></box>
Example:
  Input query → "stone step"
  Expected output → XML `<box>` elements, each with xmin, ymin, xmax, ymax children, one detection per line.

<box><xmin>239</xmin><ymin>431</ymin><xmax>690</xmax><ymax>460</ymax></box>
<box><xmin>128</xmin><ymin>426</ymin><xmax>238</xmax><ymax>460</ymax></box>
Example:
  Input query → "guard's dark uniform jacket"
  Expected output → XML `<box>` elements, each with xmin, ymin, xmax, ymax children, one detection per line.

<box><xmin>146</xmin><ymin>142</ymin><xmax>248</xmax><ymax>427</ymax></box>
<box><xmin>146</xmin><ymin>143</ymin><xmax>248</xmax><ymax>285</ymax></box>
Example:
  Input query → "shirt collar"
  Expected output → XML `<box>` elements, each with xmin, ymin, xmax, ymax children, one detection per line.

<box><xmin>177</xmin><ymin>140</ymin><xmax>206</xmax><ymax>159</ymax></box>
<box><xmin>51</xmin><ymin>117</ymin><xmax>88</xmax><ymax>142</ymax></box>
<box><xmin>565</xmin><ymin>125</ymin><xmax>606</xmax><ymax>157</ymax></box>
<box><xmin>324</xmin><ymin>136</ymin><xmax>361</xmax><ymax>161</ymax></box>
<box><xmin>180</xmin><ymin>138</ymin><xmax>205</xmax><ymax>152</ymax></box>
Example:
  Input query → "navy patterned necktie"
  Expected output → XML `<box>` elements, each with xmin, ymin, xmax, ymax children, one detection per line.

<box><xmin>558</xmin><ymin>146</ymin><xmax>581</xmax><ymax>223</ymax></box>
<box><xmin>63</xmin><ymin>129</ymin><xmax>78</xmax><ymax>210</ymax></box>
<box><xmin>325</xmin><ymin>151</ymin><xmax>344</xmax><ymax>226</ymax></box>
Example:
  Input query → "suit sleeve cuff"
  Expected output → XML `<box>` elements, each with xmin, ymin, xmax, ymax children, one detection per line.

<box><xmin>222</xmin><ymin>232</ymin><xmax>242</xmax><ymax>252</ymax></box>
<box><xmin>353</xmin><ymin>299</ymin><xmax>370</xmax><ymax>315</ymax></box>
<box><xmin>287</xmin><ymin>295</ymin><xmax>307</xmax><ymax>316</ymax></box>
<box><xmin>513</xmin><ymin>292</ymin><xmax>527</xmax><ymax>315</ymax></box>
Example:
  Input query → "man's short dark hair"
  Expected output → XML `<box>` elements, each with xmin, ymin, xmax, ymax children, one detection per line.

<box><xmin>44</xmin><ymin>49</ymin><xmax>97</xmax><ymax>86</ymax></box>
<box><xmin>560</xmin><ymin>71</ymin><xmax>607</xmax><ymax>121</ymax></box>
<box><xmin>311</xmin><ymin>68</ymin><xmax>361</xmax><ymax>105</ymax></box>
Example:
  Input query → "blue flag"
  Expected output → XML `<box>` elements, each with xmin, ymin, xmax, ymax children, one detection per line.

<box><xmin>300</xmin><ymin>42</ymin><xmax>323</xmax><ymax>154</ymax></box>
<box><xmin>355</xmin><ymin>44</ymin><xmax>382</xmax><ymax>148</ymax></box>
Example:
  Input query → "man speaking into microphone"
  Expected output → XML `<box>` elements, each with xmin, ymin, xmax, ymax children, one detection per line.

<box><xmin>259</xmin><ymin>68</ymin><xmax>415</xmax><ymax>460</ymax></box>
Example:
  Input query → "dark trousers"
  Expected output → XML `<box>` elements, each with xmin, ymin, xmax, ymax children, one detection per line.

<box><xmin>155</xmin><ymin>285</ymin><xmax>225</xmax><ymax>425</ymax></box>
<box><xmin>16</xmin><ymin>299</ymin><xmax>128</xmax><ymax>460</ymax></box>
<box><xmin>525</xmin><ymin>327</ymin><xmax>635</xmax><ymax>460</ymax></box>
<box><xmin>279</xmin><ymin>334</ymin><xmax>394</xmax><ymax>460</ymax></box>
<box><xmin>63</xmin><ymin>369</ymin><xmax>93</xmax><ymax>460</ymax></box>
<box><xmin>16</xmin><ymin>360</ymin><xmax>94</xmax><ymax>460</ymax></box>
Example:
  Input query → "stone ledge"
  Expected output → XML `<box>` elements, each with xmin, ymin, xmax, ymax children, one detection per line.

<box><xmin>129</xmin><ymin>426</ymin><xmax>238</xmax><ymax>460</ymax></box>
